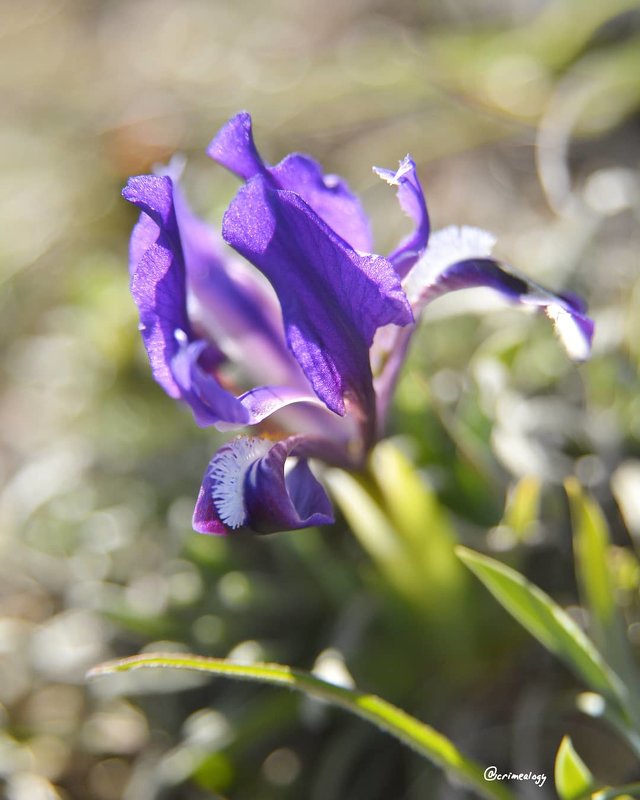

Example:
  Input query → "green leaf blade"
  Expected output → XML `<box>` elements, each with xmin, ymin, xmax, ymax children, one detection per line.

<box><xmin>456</xmin><ymin>547</ymin><xmax>625</xmax><ymax>703</ymax></box>
<box><xmin>567</xmin><ymin>478</ymin><xmax>616</xmax><ymax>629</ymax></box>
<box><xmin>554</xmin><ymin>735</ymin><xmax>595</xmax><ymax>800</ymax></box>
<box><xmin>88</xmin><ymin>653</ymin><xmax>516</xmax><ymax>800</ymax></box>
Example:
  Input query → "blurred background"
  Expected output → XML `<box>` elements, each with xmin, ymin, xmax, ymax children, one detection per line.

<box><xmin>2</xmin><ymin>0</ymin><xmax>640</xmax><ymax>797</ymax></box>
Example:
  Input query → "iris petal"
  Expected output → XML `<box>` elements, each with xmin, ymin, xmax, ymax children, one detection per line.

<box><xmin>209</xmin><ymin>112</ymin><xmax>373</xmax><ymax>252</ymax></box>
<box><xmin>206</xmin><ymin>111</ymin><xmax>265</xmax><ymax>180</ymax></box>
<box><xmin>374</xmin><ymin>155</ymin><xmax>430</xmax><ymax>278</ymax></box>
<box><xmin>124</xmin><ymin>173</ymin><xmax>323</xmax><ymax>427</ymax></box>
<box><xmin>222</xmin><ymin>175</ymin><xmax>413</xmax><ymax>419</ymax></box>
<box><xmin>172</xmin><ymin>179</ymin><xmax>308</xmax><ymax>388</ymax></box>
<box><xmin>170</xmin><ymin>336</ymin><xmax>248</xmax><ymax>427</ymax></box>
<box><xmin>244</xmin><ymin>439</ymin><xmax>334</xmax><ymax>534</ymax></box>
<box><xmin>270</xmin><ymin>154</ymin><xmax>373</xmax><ymax>252</ymax></box>
<box><xmin>124</xmin><ymin>175</ymin><xmax>192</xmax><ymax>399</ymax></box>
<box><xmin>406</xmin><ymin>226</ymin><xmax>594</xmax><ymax>360</ymax></box>
<box><xmin>194</xmin><ymin>436</ymin><xmax>334</xmax><ymax>535</ymax></box>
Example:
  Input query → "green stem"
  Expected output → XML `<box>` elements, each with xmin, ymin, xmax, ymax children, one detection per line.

<box><xmin>89</xmin><ymin>653</ymin><xmax>515</xmax><ymax>800</ymax></box>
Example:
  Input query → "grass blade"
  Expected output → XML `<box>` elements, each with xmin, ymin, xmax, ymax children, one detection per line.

<box><xmin>567</xmin><ymin>478</ymin><xmax>640</xmax><ymax>726</ymax></box>
<box><xmin>457</xmin><ymin>547</ymin><xmax>626</xmax><ymax>704</ymax></box>
<box><xmin>89</xmin><ymin>653</ymin><xmax>515</xmax><ymax>800</ymax></box>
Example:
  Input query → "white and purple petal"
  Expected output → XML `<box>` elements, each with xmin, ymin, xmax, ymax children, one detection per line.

<box><xmin>406</xmin><ymin>225</ymin><xmax>594</xmax><ymax>360</ymax></box>
<box><xmin>192</xmin><ymin>436</ymin><xmax>334</xmax><ymax>535</ymax></box>
<box><xmin>222</xmin><ymin>175</ymin><xmax>413</xmax><ymax>420</ymax></box>
<box><xmin>373</xmin><ymin>225</ymin><xmax>594</xmax><ymax>431</ymax></box>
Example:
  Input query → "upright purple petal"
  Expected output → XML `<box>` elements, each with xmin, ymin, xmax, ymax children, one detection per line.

<box><xmin>123</xmin><ymin>175</ymin><xmax>192</xmax><ymax>399</ymax></box>
<box><xmin>206</xmin><ymin>111</ymin><xmax>265</xmax><ymax>180</ymax></box>
<box><xmin>124</xmin><ymin>174</ymin><xmax>242</xmax><ymax>420</ymax></box>
<box><xmin>208</xmin><ymin>112</ymin><xmax>373</xmax><ymax>252</ymax></box>
<box><xmin>270</xmin><ymin>155</ymin><xmax>373</xmax><ymax>252</ymax></box>
<box><xmin>374</xmin><ymin>155</ymin><xmax>430</xmax><ymax>278</ymax></box>
<box><xmin>172</xmin><ymin>181</ymin><xmax>306</xmax><ymax>388</ymax></box>
<box><xmin>124</xmin><ymin>174</ymin><xmax>323</xmax><ymax>428</ymax></box>
<box><xmin>222</xmin><ymin>176</ymin><xmax>413</xmax><ymax>420</ymax></box>
<box><xmin>129</xmin><ymin>210</ymin><xmax>160</xmax><ymax>278</ymax></box>
<box><xmin>194</xmin><ymin>436</ymin><xmax>335</xmax><ymax>535</ymax></box>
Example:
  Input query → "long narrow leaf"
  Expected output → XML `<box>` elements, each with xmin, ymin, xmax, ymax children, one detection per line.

<box><xmin>567</xmin><ymin>478</ymin><xmax>640</xmax><ymax>726</ymax></box>
<box><xmin>88</xmin><ymin>653</ymin><xmax>515</xmax><ymax>800</ymax></box>
<box><xmin>456</xmin><ymin>547</ymin><xmax>626</xmax><ymax>704</ymax></box>
<box><xmin>566</xmin><ymin>478</ymin><xmax>616</xmax><ymax>626</ymax></box>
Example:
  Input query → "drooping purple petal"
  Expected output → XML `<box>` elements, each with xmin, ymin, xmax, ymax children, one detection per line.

<box><xmin>192</xmin><ymin>470</ymin><xmax>227</xmax><ymax>535</ymax></box>
<box><xmin>170</xmin><ymin>335</ymin><xmax>249</xmax><ymax>427</ymax></box>
<box><xmin>405</xmin><ymin>226</ymin><xmax>594</xmax><ymax>360</ymax></box>
<box><xmin>420</xmin><ymin>258</ymin><xmax>594</xmax><ymax>359</ymax></box>
<box><xmin>373</xmin><ymin>225</ymin><xmax>594</xmax><ymax>433</ymax></box>
<box><xmin>168</xmin><ymin>329</ymin><xmax>325</xmax><ymax>430</ymax></box>
<box><xmin>216</xmin><ymin>385</ymin><xmax>326</xmax><ymax>432</ymax></box>
<box><xmin>374</xmin><ymin>155</ymin><xmax>430</xmax><ymax>278</ymax></box>
<box><xmin>222</xmin><ymin>175</ymin><xmax>413</xmax><ymax>420</ymax></box>
<box><xmin>244</xmin><ymin>438</ymin><xmax>334</xmax><ymax>534</ymax></box>
<box><xmin>208</xmin><ymin>112</ymin><xmax>373</xmax><ymax>252</ymax></box>
<box><xmin>193</xmin><ymin>436</ymin><xmax>334</xmax><ymax>535</ymax></box>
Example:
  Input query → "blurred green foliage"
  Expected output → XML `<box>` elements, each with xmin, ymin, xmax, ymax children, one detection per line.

<box><xmin>3</xmin><ymin>0</ymin><xmax>640</xmax><ymax>797</ymax></box>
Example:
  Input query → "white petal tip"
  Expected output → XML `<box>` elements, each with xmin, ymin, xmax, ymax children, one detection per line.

<box><xmin>545</xmin><ymin>304</ymin><xmax>592</xmax><ymax>361</ymax></box>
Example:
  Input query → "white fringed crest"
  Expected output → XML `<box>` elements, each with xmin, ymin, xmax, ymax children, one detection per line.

<box><xmin>209</xmin><ymin>437</ymin><xmax>271</xmax><ymax>528</ymax></box>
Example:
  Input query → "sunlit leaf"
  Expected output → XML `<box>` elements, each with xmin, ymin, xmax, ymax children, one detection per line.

<box><xmin>369</xmin><ymin>440</ymin><xmax>467</xmax><ymax>603</ymax></box>
<box><xmin>554</xmin><ymin>735</ymin><xmax>595</xmax><ymax>800</ymax></box>
<box><xmin>456</xmin><ymin>547</ymin><xmax>626</xmax><ymax>702</ymax></box>
<box><xmin>325</xmin><ymin>468</ymin><xmax>414</xmax><ymax>598</ymax></box>
<box><xmin>504</xmin><ymin>476</ymin><xmax>541</xmax><ymax>541</ymax></box>
<box><xmin>567</xmin><ymin>478</ymin><xmax>616</xmax><ymax>625</ymax></box>
<box><xmin>88</xmin><ymin>653</ymin><xmax>516</xmax><ymax>800</ymax></box>
<box><xmin>567</xmin><ymin>479</ymin><xmax>640</xmax><ymax>728</ymax></box>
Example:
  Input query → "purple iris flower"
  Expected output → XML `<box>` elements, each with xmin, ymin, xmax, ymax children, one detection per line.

<box><xmin>123</xmin><ymin>112</ymin><xmax>594</xmax><ymax>536</ymax></box>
